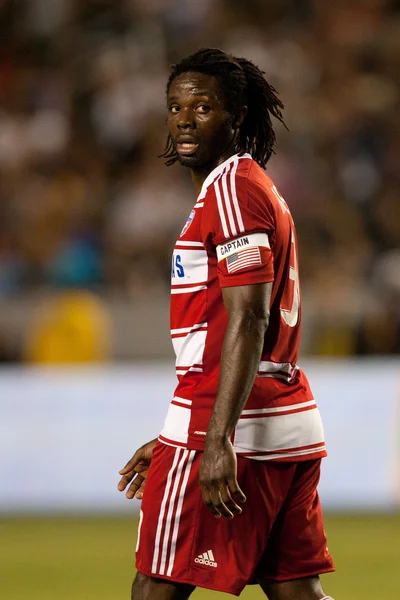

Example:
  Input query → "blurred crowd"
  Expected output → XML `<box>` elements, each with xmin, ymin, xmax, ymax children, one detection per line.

<box><xmin>0</xmin><ymin>0</ymin><xmax>399</xmax><ymax>361</ymax></box>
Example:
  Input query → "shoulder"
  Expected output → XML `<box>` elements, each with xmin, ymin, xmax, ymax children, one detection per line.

<box><xmin>236</xmin><ymin>158</ymin><xmax>277</xmax><ymax>219</ymax></box>
<box><xmin>203</xmin><ymin>156</ymin><xmax>271</xmax><ymax>206</ymax></box>
<box><xmin>202</xmin><ymin>158</ymin><xmax>278</xmax><ymax>243</ymax></box>
<box><xmin>202</xmin><ymin>156</ymin><xmax>278</xmax><ymax>220</ymax></box>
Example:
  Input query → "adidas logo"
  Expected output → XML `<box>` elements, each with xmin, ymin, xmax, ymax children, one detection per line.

<box><xmin>194</xmin><ymin>549</ymin><xmax>217</xmax><ymax>568</ymax></box>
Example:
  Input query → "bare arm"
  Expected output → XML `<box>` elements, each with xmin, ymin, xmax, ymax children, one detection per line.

<box><xmin>199</xmin><ymin>281</ymin><xmax>272</xmax><ymax>518</ymax></box>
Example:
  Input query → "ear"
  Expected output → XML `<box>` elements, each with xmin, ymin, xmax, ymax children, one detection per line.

<box><xmin>233</xmin><ymin>106</ymin><xmax>248</xmax><ymax>129</ymax></box>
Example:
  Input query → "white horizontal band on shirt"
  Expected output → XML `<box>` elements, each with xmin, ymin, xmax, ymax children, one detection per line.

<box><xmin>234</xmin><ymin>407</ymin><xmax>325</xmax><ymax>456</ymax></box>
<box><xmin>173</xmin><ymin>396</ymin><xmax>192</xmax><ymax>406</ymax></box>
<box><xmin>257</xmin><ymin>373</ymin><xmax>296</xmax><ymax>382</ymax></box>
<box><xmin>193</xmin><ymin>202</ymin><xmax>204</xmax><ymax>208</ymax></box>
<box><xmin>236</xmin><ymin>445</ymin><xmax>326</xmax><ymax>461</ymax></box>
<box><xmin>258</xmin><ymin>360</ymin><xmax>293</xmax><ymax>374</ymax></box>
<box><xmin>170</xmin><ymin>323</ymin><xmax>207</xmax><ymax>335</ymax></box>
<box><xmin>174</xmin><ymin>240</ymin><xmax>204</xmax><ymax>247</ymax></box>
<box><xmin>176</xmin><ymin>366</ymin><xmax>203</xmax><ymax>375</ymax></box>
<box><xmin>171</xmin><ymin>285</ymin><xmax>207</xmax><ymax>295</ymax></box>
<box><xmin>216</xmin><ymin>232</ymin><xmax>270</xmax><ymax>262</ymax></box>
<box><xmin>241</xmin><ymin>399</ymin><xmax>316</xmax><ymax>416</ymax></box>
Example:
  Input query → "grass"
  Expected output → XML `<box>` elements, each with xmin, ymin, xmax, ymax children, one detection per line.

<box><xmin>0</xmin><ymin>513</ymin><xmax>399</xmax><ymax>599</ymax></box>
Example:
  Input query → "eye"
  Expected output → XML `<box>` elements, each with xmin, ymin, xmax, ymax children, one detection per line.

<box><xmin>197</xmin><ymin>104</ymin><xmax>210</xmax><ymax>114</ymax></box>
<box><xmin>169</xmin><ymin>105</ymin><xmax>180</xmax><ymax>114</ymax></box>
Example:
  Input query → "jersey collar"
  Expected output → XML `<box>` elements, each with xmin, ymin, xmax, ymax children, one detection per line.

<box><xmin>197</xmin><ymin>152</ymin><xmax>252</xmax><ymax>200</ymax></box>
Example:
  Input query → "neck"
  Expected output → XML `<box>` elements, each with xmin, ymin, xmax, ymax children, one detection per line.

<box><xmin>191</xmin><ymin>148</ymin><xmax>238</xmax><ymax>196</ymax></box>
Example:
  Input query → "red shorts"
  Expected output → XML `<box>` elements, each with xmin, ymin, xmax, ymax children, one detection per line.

<box><xmin>135</xmin><ymin>442</ymin><xmax>334</xmax><ymax>596</ymax></box>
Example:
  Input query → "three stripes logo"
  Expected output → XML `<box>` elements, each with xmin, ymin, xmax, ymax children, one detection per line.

<box><xmin>194</xmin><ymin>549</ymin><xmax>217</xmax><ymax>568</ymax></box>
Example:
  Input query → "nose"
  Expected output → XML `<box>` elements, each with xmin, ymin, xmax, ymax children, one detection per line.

<box><xmin>177</xmin><ymin>107</ymin><xmax>195</xmax><ymax>129</ymax></box>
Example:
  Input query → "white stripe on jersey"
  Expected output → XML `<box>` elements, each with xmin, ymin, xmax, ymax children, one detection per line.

<box><xmin>234</xmin><ymin>405</ymin><xmax>325</xmax><ymax>454</ymax></box>
<box><xmin>174</xmin><ymin>240</ymin><xmax>204</xmax><ymax>247</ymax></box>
<box><xmin>230</xmin><ymin>158</ymin><xmax>245</xmax><ymax>233</ymax></box>
<box><xmin>197</xmin><ymin>152</ymin><xmax>252</xmax><ymax>200</ymax></box>
<box><xmin>214</xmin><ymin>177</ymin><xmax>230</xmax><ymax>238</ymax></box>
<box><xmin>171</xmin><ymin>248</ymin><xmax>208</xmax><ymax>287</ymax></box>
<box><xmin>173</xmin><ymin>328</ymin><xmax>207</xmax><ymax>370</ymax></box>
<box><xmin>241</xmin><ymin>399</ymin><xmax>316</xmax><ymax>415</ymax></box>
<box><xmin>173</xmin><ymin>396</ymin><xmax>192</xmax><ymax>406</ymax></box>
<box><xmin>257</xmin><ymin>373</ymin><xmax>300</xmax><ymax>383</ymax></box>
<box><xmin>171</xmin><ymin>285</ymin><xmax>207</xmax><ymax>295</ymax></box>
<box><xmin>258</xmin><ymin>360</ymin><xmax>293</xmax><ymax>373</ymax></box>
<box><xmin>238</xmin><ymin>445</ymin><xmax>326</xmax><ymax>461</ymax></box>
<box><xmin>170</xmin><ymin>323</ymin><xmax>207</xmax><ymax>336</ymax></box>
<box><xmin>214</xmin><ymin>159</ymin><xmax>246</xmax><ymax>239</ymax></box>
<box><xmin>159</xmin><ymin>403</ymin><xmax>325</xmax><ymax>462</ymax></box>
<box><xmin>160</xmin><ymin>405</ymin><xmax>190</xmax><ymax>447</ymax></box>
<box><xmin>176</xmin><ymin>366</ymin><xmax>203</xmax><ymax>375</ymax></box>
<box><xmin>221</xmin><ymin>168</ymin><xmax>238</xmax><ymax>237</ymax></box>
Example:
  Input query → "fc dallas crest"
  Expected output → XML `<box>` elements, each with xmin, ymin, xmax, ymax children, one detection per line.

<box><xmin>180</xmin><ymin>209</ymin><xmax>195</xmax><ymax>237</ymax></box>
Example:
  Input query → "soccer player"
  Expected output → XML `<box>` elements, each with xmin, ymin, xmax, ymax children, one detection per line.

<box><xmin>118</xmin><ymin>48</ymin><xmax>335</xmax><ymax>600</ymax></box>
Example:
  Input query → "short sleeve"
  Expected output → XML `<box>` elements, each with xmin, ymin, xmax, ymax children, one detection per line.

<box><xmin>201</xmin><ymin>167</ymin><xmax>275</xmax><ymax>288</ymax></box>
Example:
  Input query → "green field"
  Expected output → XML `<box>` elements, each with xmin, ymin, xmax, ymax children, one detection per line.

<box><xmin>1</xmin><ymin>514</ymin><xmax>399</xmax><ymax>599</ymax></box>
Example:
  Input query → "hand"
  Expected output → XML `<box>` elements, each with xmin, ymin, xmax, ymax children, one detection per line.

<box><xmin>199</xmin><ymin>438</ymin><xmax>246</xmax><ymax>519</ymax></box>
<box><xmin>118</xmin><ymin>438</ymin><xmax>157</xmax><ymax>499</ymax></box>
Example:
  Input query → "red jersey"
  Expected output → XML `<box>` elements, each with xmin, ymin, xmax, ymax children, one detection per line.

<box><xmin>160</xmin><ymin>153</ymin><xmax>326</xmax><ymax>461</ymax></box>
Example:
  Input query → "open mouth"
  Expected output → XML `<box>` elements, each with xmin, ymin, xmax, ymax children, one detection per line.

<box><xmin>176</xmin><ymin>142</ymin><xmax>199</xmax><ymax>156</ymax></box>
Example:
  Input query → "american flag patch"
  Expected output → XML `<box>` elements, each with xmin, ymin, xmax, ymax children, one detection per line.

<box><xmin>226</xmin><ymin>247</ymin><xmax>262</xmax><ymax>273</ymax></box>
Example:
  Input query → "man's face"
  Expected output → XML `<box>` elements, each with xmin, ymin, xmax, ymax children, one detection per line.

<box><xmin>167</xmin><ymin>72</ymin><xmax>235</xmax><ymax>169</ymax></box>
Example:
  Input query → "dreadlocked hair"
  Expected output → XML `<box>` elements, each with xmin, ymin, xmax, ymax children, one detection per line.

<box><xmin>161</xmin><ymin>47</ymin><xmax>286</xmax><ymax>169</ymax></box>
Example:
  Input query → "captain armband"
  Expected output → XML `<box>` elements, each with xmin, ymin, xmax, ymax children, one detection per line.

<box><xmin>216</xmin><ymin>232</ymin><xmax>270</xmax><ymax>262</ymax></box>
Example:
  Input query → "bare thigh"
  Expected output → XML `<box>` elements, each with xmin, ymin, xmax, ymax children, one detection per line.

<box><xmin>259</xmin><ymin>575</ymin><xmax>327</xmax><ymax>600</ymax></box>
<box><xmin>131</xmin><ymin>572</ymin><xmax>195</xmax><ymax>600</ymax></box>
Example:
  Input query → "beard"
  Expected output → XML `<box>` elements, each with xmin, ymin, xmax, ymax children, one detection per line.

<box><xmin>176</xmin><ymin>153</ymin><xmax>202</xmax><ymax>168</ymax></box>
<box><xmin>174</xmin><ymin>134</ymin><xmax>235</xmax><ymax>170</ymax></box>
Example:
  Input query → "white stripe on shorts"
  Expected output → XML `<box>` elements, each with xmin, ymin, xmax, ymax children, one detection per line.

<box><xmin>166</xmin><ymin>450</ymin><xmax>195</xmax><ymax>576</ymax></box>
<box><xmin>158</xmin><ymin>449</ymin><xmax>189</xmax><ymax>574</ymax></box>
<box><xmin>151</xmin><ymin>448</ymin><xmax>195</xmax><ymax>577</ymax></box>
<box><xmin>151</xmin><ymin>447</ymin><xmax>181</xmax><ymax>573</ymax></box>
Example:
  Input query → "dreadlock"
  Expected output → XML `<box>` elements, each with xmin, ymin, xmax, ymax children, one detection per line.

<box><xmin>161</xmin><ymin>47</ymin><xmax>286</xmax><ymax>169</ymax></box>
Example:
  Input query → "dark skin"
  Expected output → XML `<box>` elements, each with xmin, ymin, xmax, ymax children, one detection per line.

<box><xmin>166</xmin><ymin>71</ymin><xmax>247</xmax><ymax>194</ymax></box>
<box><xmin>118</xmin><ymin>280</ymin><xmax>270</xmax><ymax>517</ymax></box>
<box><xmin>119</xmin><ymin>72</ymin><xmax>266</xmax><ymax>515</ymax></box>
<box><xmin>118</xmin><ymin>72</ymin><xmax>329</xmax><ymax>600</ymax></box>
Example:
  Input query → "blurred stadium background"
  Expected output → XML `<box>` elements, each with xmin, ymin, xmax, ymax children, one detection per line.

<box><xmin>0</xmin><ymin>0</ymin><xmax>399</xmax><ymax>598</ymax></box>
